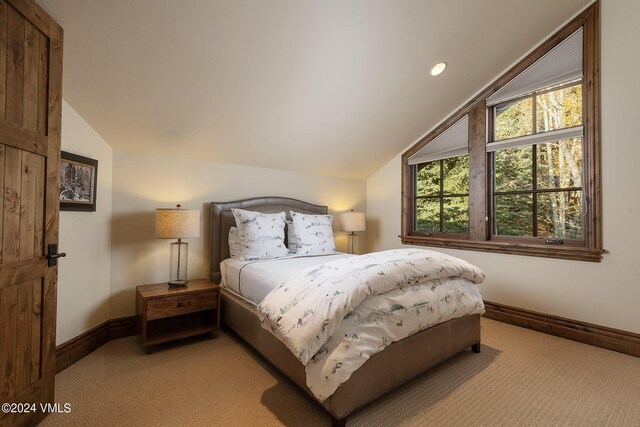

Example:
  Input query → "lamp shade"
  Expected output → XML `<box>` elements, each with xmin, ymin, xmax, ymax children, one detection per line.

<box><xmin>340</xmin><ymin>211</ymin><xmax>366</xmax><ymax>232</ymax></box>
<box><xmin>156</xmin><ymin>207</ymin><xmax>200</xmax><ymax>239</ymax></box>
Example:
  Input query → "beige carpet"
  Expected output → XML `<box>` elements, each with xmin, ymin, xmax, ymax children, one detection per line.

<box><xmin>40</xmin><ymin>318</ymin><xmax>640</xmax><ymax>426</ymax></box>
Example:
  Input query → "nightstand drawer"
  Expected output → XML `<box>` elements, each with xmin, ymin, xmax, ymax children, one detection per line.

<box><xmin>147</xmin><ymin>291</ymin><xmax>217</xmax><ymax>321</ymax></box>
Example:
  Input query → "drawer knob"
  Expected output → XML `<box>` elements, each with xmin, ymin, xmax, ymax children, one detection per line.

<box><xmin>176</xmin><ymin>301</ymin><xmax>192</xmax><ymax>308</ymax></box>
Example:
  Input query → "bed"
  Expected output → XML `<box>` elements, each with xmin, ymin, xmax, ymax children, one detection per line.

<box><xmin>210</xmin><ymin>196</ymin><xmax>482</xmax><ymax>426</ymax></box>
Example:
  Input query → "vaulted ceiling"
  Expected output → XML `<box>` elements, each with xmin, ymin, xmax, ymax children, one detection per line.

<box><xmin>37</xmin><ymin>0</ymin><xmax>590</xmax><ymax>179</ymax></box>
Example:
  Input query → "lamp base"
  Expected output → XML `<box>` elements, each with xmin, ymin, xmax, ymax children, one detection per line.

<box><xmin>348</xmin><ymin>232</ymin><xmax>357</xmax><ymax>254</ymax></box>
<box><xmin>168</xmin><ymin>280</ymin><xmax>189</xmax><ymax>288</ymax></box>
<box><xmin>169</xmin><ymin>241</ymin><xmax>189</xmax><ymax>287</ymax></box>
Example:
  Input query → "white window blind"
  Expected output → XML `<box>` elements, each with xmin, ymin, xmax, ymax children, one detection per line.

<box><xmin>486</xmin><ymin>126</ymin><xmax>583</xmax><ymax>152</ymax></box>
<box><xmin>486</xmin><ymin>27</ymin><xmax>583</xmax><ymax>107</ymax></box>
<box><xmin>408</xmin><ymin>115</ymin><xmax>469</xmax><ymax>165</ymax></box>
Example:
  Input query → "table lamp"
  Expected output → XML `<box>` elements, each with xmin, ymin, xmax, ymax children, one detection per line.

<box><xmin>339</xmin><ymin>210</ymin><xmax>366</xmax><ymax>254</ymax></box>
<box><xmin>156</xmin><ymin>204</ymin><xmax>200</xmax><ymax>287</ymax></box>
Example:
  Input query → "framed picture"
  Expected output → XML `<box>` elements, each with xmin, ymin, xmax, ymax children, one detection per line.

<box><xmin>60</xmin><ymin>151</ymin><xmax>98</xmax><ymax>212</ymax></box>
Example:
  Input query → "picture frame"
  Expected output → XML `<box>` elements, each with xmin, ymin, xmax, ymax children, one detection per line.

<box><xmin>59</xmin><ymin>151</ymin><xmax>98</xmax><ymax>212</ymax></box>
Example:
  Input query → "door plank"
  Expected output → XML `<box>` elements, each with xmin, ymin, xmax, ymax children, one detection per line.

<box><xmin>0</xmin><ymin>144</ymin><xmax>5</xmax><ymax>263</ymax></box>
<box><xmin>30</xmin><ymin>279</ymin><xmax>42</xmax><ymax>383</ymax></box>
<box><xmin>6</xmin><ymin>0</ymin><xmax>51</xmax><ymax>36</ymax></box>
<box><xmin>19</xmin><ymin>150</ymin><xmax>36</xmax><ymax>260</ymax></box>
<box><xmin>0</xmin><ymin>284</ymin><xmax>18</xmax><ymax>402</ymax></box>
<box><xmin>0</xmin><ymin>119</ymin><xmax>48</xmax><ymax>155</ymax></box>
<box><xmin>15</xmin><ymin>280</ymin><xmax>33</xmax><ymax>394</ymax></box>
<box><xmin>34</xmin><ymin>154</ymin><xmax>44</xmax><ymax>256</ymax></box>
<box><xmin>40</xmin><ymin>268</ymin><xmax>57</xmax><ymax>397</ymax></box>
<box><xmin>3</xmin><ymin>145</ymin><xmax>21</xmax><ymax>263</ymax></box>
<box><xmin>36</xmin><ymin>31</ymin><xmax>48</xmax><ymax>135</ymax></box>
<box><xmin>0</xmin><ymin>258</ymin><xmax>46</xmax><ymax>290</ymax></box>
<box><xmin>22</xmin><ymin>19</ymin><xmax>38</xmax><ymax>131</ymax></box>
<box><xmin>5</xmin><ymin>5</ymin><xmax>25</xmax><ymax>127</ymax></box>
<box><xmin>0</xmin><ymin>1</ymin><xmax>7</xmax><ymax>120</ymax></box>
<box><xmin>43</xmin><ymin>22</ymin><xmax>62</xmax><ymax>251</ymax></box>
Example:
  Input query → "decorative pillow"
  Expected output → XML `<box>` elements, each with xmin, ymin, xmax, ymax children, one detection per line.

<box><xmin>290</xmin><ymin>211</ymin><xmax>336</xmax><ymax>255</ymax></box>
<box><xmin>286</xmin><ymin>220</ymin><xmax>299</xmax><ymax>254</ymax></box>
<box><xmin>228</xmin><ymin>227</ymin><xmax>243</xmax><ymax>259</ymax></box>
<box><xmin>231</xmin><ymin>208</ymin><xmax>289</xmax><ymax>260</ymax></box>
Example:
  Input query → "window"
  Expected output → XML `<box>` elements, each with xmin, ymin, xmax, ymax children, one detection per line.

<box><xmin>400</xmin><ymin>3</ymin><xmax>602</xmax><ymax>262</ymax></box>
<box><xmin>415</xmin><ymin>156</ymin><xmax>469</xmax><ymax>234</ymax></box>
<box><xmin>490</xmin><ymin>83</ymin><xmax>584</xmax><ymax>241</ymax></box>
<box><xmin>409</xmin><ymin>114</ymin><xmax>470</xmax><ymax>236</ymax></box>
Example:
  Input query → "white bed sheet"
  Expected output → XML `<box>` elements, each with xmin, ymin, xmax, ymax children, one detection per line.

<box><xmin>220</xmin><ymin>253</ymin><xmax>354</xmax><ymax>304</ymax></box>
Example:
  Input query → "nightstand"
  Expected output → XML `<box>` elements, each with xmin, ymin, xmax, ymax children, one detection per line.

<box><xmin>136</xmin><ymin>278</ymin><xmax>220</xmax><ymax>353</ymax></box>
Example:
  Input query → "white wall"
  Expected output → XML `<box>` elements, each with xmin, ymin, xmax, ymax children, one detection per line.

<box><xmin>110</xmin><ymin>150</ymin><xmax>366</xmax><ymax>318</ymax></box>
<box><xmin>366</xmin><ymin>0</ymin><xmax>640</xmax><ymax>334</ymax></box>
<box><xmin>57</xmin><ymin>101</ymin><xmax>113</xmax><ymax>344</ymax></box>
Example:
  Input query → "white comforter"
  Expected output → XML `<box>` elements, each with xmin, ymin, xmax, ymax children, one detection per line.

<box><xmin>257</xmin><ymin>248</ymin><xmax>485</xmax><ymax>401</ymax></box>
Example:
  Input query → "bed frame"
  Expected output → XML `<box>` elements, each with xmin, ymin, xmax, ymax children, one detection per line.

<box><xmin>210</xmin><ymin>196</ymin><xmax>481</xmax><ymax>426</ymax></box>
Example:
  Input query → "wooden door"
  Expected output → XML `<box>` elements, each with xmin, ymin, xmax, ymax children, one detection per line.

<box><xmin>0</xmin><ymin>0</ymin><xmax>62</xmax><ymax>425</ymax></box>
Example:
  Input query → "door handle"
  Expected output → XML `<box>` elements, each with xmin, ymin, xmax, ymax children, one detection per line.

<box><xmin>47</xmin><ymin>244</ymin><xmax>67</xmax><ymax>267</ymax></box>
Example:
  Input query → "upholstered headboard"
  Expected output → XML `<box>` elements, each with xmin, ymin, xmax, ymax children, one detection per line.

<box><xmin>209</xmin><ymin>196</ymin><xmax>328</xmax><ymax>283</ymax></box>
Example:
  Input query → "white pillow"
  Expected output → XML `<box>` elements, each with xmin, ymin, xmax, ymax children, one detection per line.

<box><xmin>290</xmin><ymin>211</ymin><xmax>336</xmax><ymax>255</ymax></box>
<box><xmin>287</xmin><ymin>220</ymin><xmax>299</xmax><ymax>254</ymax></box>
<box><xmin>231</xmin><ymin>209</ymin><xmax>289</xmax><ymax>260</ymax></box>
<box><xmin>228</xmin><ymin>227</ymin><xmax>243</xmax><ymax>259</ymax></box>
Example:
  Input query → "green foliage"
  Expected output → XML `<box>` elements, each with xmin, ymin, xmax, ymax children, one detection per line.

<box><xmin>495</xmin><ymin>194</ymin><xmax>533</xmax><ymax>236</ymax></box>
<box><xmin>416</xmin><ymin>161</ymin><xmax>440</xmax><ymax>196</ymax></box>
<box><xmin>495</xmin><ymin>146</ymin><xmax>532</xmax><ymax>192</ymax></box>
<box><xmin>495</xmin><ymin>98</ymin><xmax>533</xmax><ymax>140</ymax></box>
<box><xmin>415</xmin><ymin>198</ymin><xmax>439</xmax><ymax>232</ymax></box>
<box><xmin>443</xmin><ymin>156</ymin><xmax>469</xmax><ymax>194</ymax></box>
<box><xmin>415</xmin><ymin>156</ymin><xmax>469</xmax><ymax>233</ymax></box>
<box><xmin>443</xmin><ymin>196</ymin><xmax>469</xmax><ymax>233</ymax></box>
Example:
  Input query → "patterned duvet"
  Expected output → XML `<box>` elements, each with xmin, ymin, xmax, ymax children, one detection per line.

<box><xmin>257</xmin><ymin>248</ymin><xmax>485</xmax><ymax>401</ymax></box>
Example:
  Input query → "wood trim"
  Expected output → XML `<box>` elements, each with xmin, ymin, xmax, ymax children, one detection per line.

<box><xmin>55</xmin><ymin>315</ymin><xmax>137</xmax><ymax>373</ymax></box>
<box><xmin>583</xmin><ymin>1</ymin><xmax>602</xmax><ymax>251</ymax></box>
<box><xmin>109</xmin><ymin>315</ymin><xmax>138</xmax><ymax>340</ymax></box>
<box><xmin>400</xmin><ymin>234</ymin><xmax>603</xmax><ymax>262</ymax></box>
<box><xmin>54</xmin><ymin>301</ymin><xmax>639</xmax><ymax>378</ymax></box>
<box><xmin>468</xmin><ymin>102</ymin><xmax>487</xmax><ymax>241</ymax></box>
<box><xmin>484</xmin><ymin>301</ymin><xmax>640</xmax><ymax>358</ymax></box>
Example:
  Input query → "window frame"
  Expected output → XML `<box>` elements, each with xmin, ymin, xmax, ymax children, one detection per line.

<box><xmin>489</xmin><ymin>81</ymin><xmax>585</xmax><ymax>244</ymax></box>
<box><xmin>400</xmin><ymin>2</ymin><xmax>602</xmax><ymax>262</ymax></box>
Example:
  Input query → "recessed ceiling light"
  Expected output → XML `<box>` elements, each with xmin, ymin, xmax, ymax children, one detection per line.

<box><xmin>430</xmin><ymin>62</ymin><xmax>447</xmax><ymax>76</ymax></box>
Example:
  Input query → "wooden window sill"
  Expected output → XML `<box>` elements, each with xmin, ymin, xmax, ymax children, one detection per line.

<box><xmin>399</xmin><ymin>235</ymin><xmax>603</xmax><ymax>262</ymax></box>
